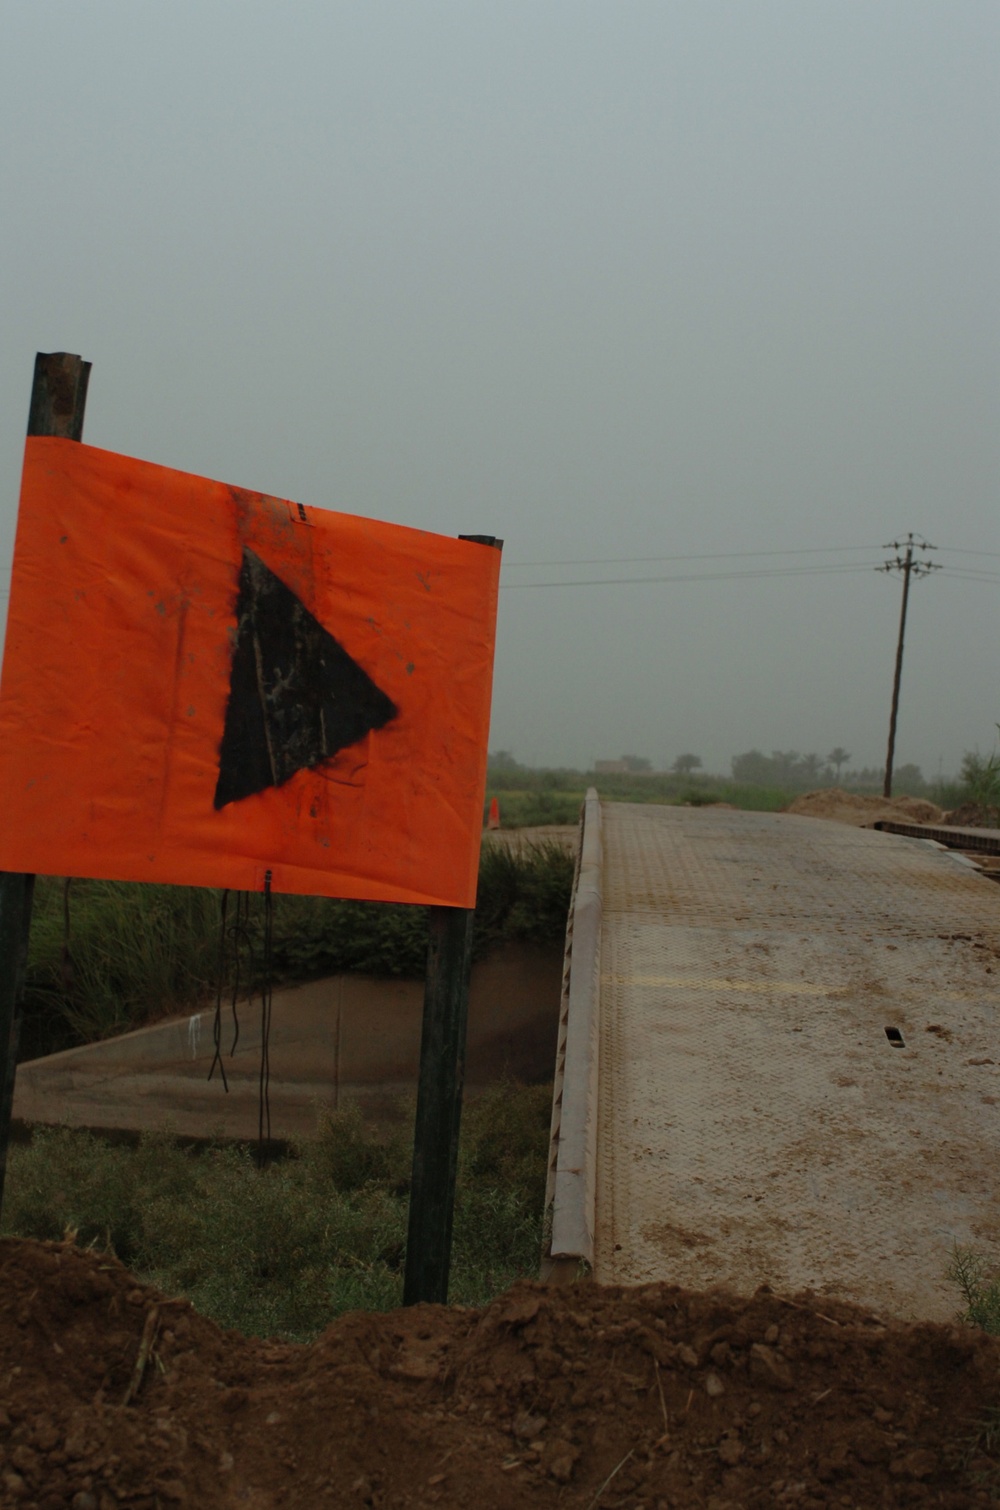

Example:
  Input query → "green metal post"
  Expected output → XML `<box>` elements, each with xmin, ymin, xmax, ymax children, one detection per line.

<box><xmin>402</xmin><ymin>531</ymin><xmax>500</xmax><ymax>1305</ymax></box>
<box><xmin>403</xmin><ymin>904</ymin><xmax>477</xmax><ymax>1304</ymax></box>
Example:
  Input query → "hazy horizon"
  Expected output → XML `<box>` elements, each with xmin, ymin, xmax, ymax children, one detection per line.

<box><xmin>3</xmin><ymin>3</ymin><xmax>997</xmax><ymax>781</ymax></box>
<box><xmin>486</xmin><ymin>751</ymin><xmax>952</xmax><ymax>785</ymax></box>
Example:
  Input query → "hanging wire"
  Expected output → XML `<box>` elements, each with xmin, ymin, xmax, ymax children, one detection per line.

<box><xmin>208</xmin><ymin>878</ymin><xmax>275</xmax><ymax>1167</ymax></box>
<box><xmin>506</xmin><ymin>543</ymin><xmax>885</xmax><ymax>568</ymax></box>
<box><xmin>208</xmin><ymin>890</ymin><xmax>258</xmax><ymax>1089</ymax></box>
<box><xmin>208</xmin><ymin>890</ymin><xmax>230</xmax><ymax>1092</ymax></box>
<box><xmin>499</xmin><ymin>562</ymin><xmax>878</xmax><ymax>589</ymax></box>
<box><xmin>60</xmin><ymin>877</ymin><xmax>74</xmax><ymax>996</ymax></box>
<box><xmin>258</xmin><ymin>871</ymin><xmax>274</xmax><ymax>1164</ymax></box>
<box><xmin>229</xmin><ymin>891</ymin><xmax>250</xmax><ymax>1057</ymax></box>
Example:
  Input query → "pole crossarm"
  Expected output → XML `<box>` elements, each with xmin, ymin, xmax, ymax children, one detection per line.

<box><xmin>877</xmin><ymin>534</ymin><xmax>942</xmax><ymax>578</ymax></box>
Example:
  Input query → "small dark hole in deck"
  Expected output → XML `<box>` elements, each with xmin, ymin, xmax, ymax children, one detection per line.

<box><xmin>885</xmin><ymin>1026</ymin><xmax>905</xmax><ymax>1047</ymax></box>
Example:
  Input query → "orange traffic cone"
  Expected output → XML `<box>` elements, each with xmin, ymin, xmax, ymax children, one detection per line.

<box><xmin>487</xmin><ymin>797</ymin><xmax>501</xmax><ymax>830</ymax></box>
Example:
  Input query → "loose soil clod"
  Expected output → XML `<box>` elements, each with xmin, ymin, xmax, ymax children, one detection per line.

<box><xmin>2</xmin><ymin>1237</ymin><xmax>1000</xmax><ymax>1506</ymax></box>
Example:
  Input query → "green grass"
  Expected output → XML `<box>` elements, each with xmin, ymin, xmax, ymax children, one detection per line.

<box><xmin>486</xmin><ymin>788</ymin><xmax>587</xmax><ymax>827</ymax></box>
<box><xmin>485</xmin><ymin>777</ymin><xmax>794</xmax><ymax>823</ymax></box>
<box><xmin>1</xmin><ymin>1080</ymin><xmax>553</xmax><ymax>1341</ymax></box>
<box><xmin>705</xmin><ymin>783</ymin><xmax>792</xmax><ymax>812</ymax></box>
<box><xmin>23</xmin><ymin>842</ymin><xmax>575</xmax><ymax>1059</ymax></box>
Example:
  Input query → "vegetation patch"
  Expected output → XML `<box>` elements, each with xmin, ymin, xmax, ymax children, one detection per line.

<box><xmin>486</xmin><ymin>773</ymin><xmax>794</xmax><ymax>820</ymax></box>
<box><xmin>1</xmin><ymin>1080</ymin><xmax>552</xmax><ymax>1343</ymax></box>
<box><xmin>22</xmin><ymin>881</ymin><xmax>221</xmax><ymax>1059</ymax></box>
<box><xmin>23</xmin><ymin>843</ymin><xmax>575</xmax><ymax>1058</ymax></box>
<box><xmin>950</xmin><ymin>1246</ymin><xmax>1000</xmax><ymax>1336</ymax></box>
<box><xmin>484</xmin><ymin>787</ymin><xmax>586</xmax><ymax>827</ymax></box>
<box><xmin>486</xmin><ymin>748</ymin><xmax>976</xmax><ymax>814</ymax></box>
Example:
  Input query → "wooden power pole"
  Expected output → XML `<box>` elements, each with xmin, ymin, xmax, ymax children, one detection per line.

<box><xmin>0</xmin><ymin>353</ymin><xmax>91</xmax><ymax>1215</ymax></box>
<box><xmin>880</xmin><ymin>534</ymin><xmax>939</xmax><ymax>799</ymax></box>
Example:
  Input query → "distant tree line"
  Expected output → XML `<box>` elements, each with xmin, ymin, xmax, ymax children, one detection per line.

<box><xmin>730</xmin><ymin>749</ymin><xmax>927</xmax><ymax>794</ymax></box>
<box><xmin>489</xmin><ymin>747</ymin><xmax>932</xmax><ymax>797</ymax></box>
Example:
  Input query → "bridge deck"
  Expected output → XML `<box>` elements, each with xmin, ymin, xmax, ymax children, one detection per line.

<box><xmin>593</xmin><ymin>802</ymin><xmax>1000</xmax><ymax>1319</ymax></box>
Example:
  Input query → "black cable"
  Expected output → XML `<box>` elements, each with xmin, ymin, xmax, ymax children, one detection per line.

<box><xmin>258</xmin><ymin>872</ymin><xmax>274</xmax><ymax>1164</ymax></box>
<box><xmin>59</xmin><ymin>877</ymin><xmax>74</xmax><ymax>997</ymax></box>
<box><xmin>506</xmin><ymin>544</ymin><xmax>884</xmax><ymax>568</ymax></box>
<box><xmin>500</xmin><ymin>562</ymin><xmax>878</xmax><ymax>589</ymax></box>
<box><xmin>230</xmin><ymin>891</ymin><xmax>253</xmax><ymax>1057</ymax></box>
<box><xmin>208</xmin><ymin>889</ymin><xmax>230</xmax><ymax>1092</ymax></box>
<box><xmin>938</xmin><ymin>572</ymin><xmax>1000</xmax><ymax>584</ymax></box>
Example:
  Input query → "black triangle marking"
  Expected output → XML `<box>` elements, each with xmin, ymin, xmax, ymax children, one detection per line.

<box><xmin>214</xmin><ymin>548</ymin><xmax>398</xmax><ymax>809</ymax></box>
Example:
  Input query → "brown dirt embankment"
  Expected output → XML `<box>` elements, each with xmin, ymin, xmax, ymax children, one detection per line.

<box><xmin>785</xmin><ymin>788</ymin><xmax>945</xmax><ymax>828</ymax></box>
<box><xmin>2</xmin><ymin>1237</ymin><xmax>998</xmax><ymax>1508</ymax></box>
<box><xmin>944</xmin><ymin>803</ymin><xmax>1000</xmax><ymax>829</ymax></box>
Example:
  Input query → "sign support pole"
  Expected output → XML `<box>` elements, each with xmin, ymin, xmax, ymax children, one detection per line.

<box><xmin>0</xmin><ymin>352</ymin><xmax>90</xmax><ymax>1215</ymax></box>
<box><xmin>403</xmin><ymin>531</ymin><xmax>501</xmax><ymax>1305</ymax></box>
<box><xmin>403</xmin><ymin>904</ymin><xmax>477</xmax><ymax>1305</ymax></box>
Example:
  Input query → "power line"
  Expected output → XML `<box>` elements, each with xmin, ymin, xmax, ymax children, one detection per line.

<box><xmin>2</xmin><ymin>551</ymin><xmax>996</xmax><ymax>600</ymax></box>
<box><xmin>938</xmin><ymin>570</ymin><xmax>1000</xmax><ymax>584</ymax></box>
<box><xmin>500</xmin><ymin>562</ymin><xmax>879</xmax><ymax>589</ymax></box>
<box><xmin>506</xmin><ymin>544</ymin><xmax>883</xmax><ymax>569</ymax></box>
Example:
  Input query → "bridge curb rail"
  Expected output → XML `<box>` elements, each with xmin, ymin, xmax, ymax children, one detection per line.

<box><xmin>542</xmin><ymin>786</ymin><xmax>602</xmax><ymax>1281</ymax></box>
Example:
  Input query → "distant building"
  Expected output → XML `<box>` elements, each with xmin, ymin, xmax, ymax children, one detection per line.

<box><xmin>594</xmin><ymin>759</ymin><xmax>631</xmax><ymax>774</ymax></box>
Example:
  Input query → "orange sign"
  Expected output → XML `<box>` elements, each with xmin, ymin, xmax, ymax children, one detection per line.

<box><xmin>0</xmin><ymin>439</ymin><xmax>500</xmax><ymax>906</ymax></box>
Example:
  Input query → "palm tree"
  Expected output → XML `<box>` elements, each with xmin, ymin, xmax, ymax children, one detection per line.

<box><xmin>827</xmin><ymin>747</ymin><xmax>851</xmax><ymax>782</ymax></box>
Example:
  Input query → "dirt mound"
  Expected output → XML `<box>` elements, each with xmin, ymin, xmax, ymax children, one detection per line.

<box><xmin>2</xmin><ymin>1239</ymin><xmax>999</xmax><ymax>1507</ymax></box>
<box><xmin>786</xmin><ymin>788</ymin><xmax>945</xmax><ymax>828</ymax></box>
<box><xmin>945</xmin><ymin>803</ymin><xmax>1000</xmax><ymax>830</ymax></box>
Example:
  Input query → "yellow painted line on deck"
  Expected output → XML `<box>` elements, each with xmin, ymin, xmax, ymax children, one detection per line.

<box><xmin>603</xmin><ymin>972</ymin><xmax>979</xmax><ymax>1003</ymax></box>
<box><xmin>603</xmin><ymin>974</ymin><xmax>828</xmax><ymax>995</ymax></box>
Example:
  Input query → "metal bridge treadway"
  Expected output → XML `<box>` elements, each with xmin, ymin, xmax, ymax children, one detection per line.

<box><xmin>591</xmin><ymin>802</ymin><xmax>1000</xmax><ymax>1320</ymax></box>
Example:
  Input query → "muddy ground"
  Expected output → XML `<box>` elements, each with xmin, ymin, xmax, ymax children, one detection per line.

<box><xmin>2</xmin><ymin>1237</ymin><xmax>1000</xmax><ymax>1509</ymax></box>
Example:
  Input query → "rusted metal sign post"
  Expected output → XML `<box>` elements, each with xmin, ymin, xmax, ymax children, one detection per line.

<box><xmin>0</xmin><ymin>352</ymin><xmax>90</xmax><ymax>1212</ymax></box>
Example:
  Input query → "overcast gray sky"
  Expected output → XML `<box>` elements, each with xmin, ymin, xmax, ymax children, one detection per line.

<box><xmin>2</xmin><ymin>2</ymin><xmax>997</xmax><ymax>778</ymax></box>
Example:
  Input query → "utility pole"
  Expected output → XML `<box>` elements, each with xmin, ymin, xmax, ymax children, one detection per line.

<box><xmin>878</xmin><ymin>534</ymin><xmax>939</xmax><ymax>799</ymax></box>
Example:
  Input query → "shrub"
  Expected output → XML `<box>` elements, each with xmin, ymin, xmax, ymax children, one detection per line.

<box><xmin>2</xmin><ymin>1081</ymin><xmax>553</xmax><ymax>1341</ymax></box>
<box><xmin>950</xmin><ymin>1247</ymin><xmax>1000</xmax><ymax>1335</ymax></box>
<box><xmin>475</xmin><ymin>841</ymin><xmax>576</xmax><ymax>954</ymax></box>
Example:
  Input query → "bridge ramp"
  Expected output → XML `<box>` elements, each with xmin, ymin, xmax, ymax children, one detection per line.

<box><xmin>593</xmin><ymin>802</ymin><xmax>1000</xmax><ymax>1320</ymax></box>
